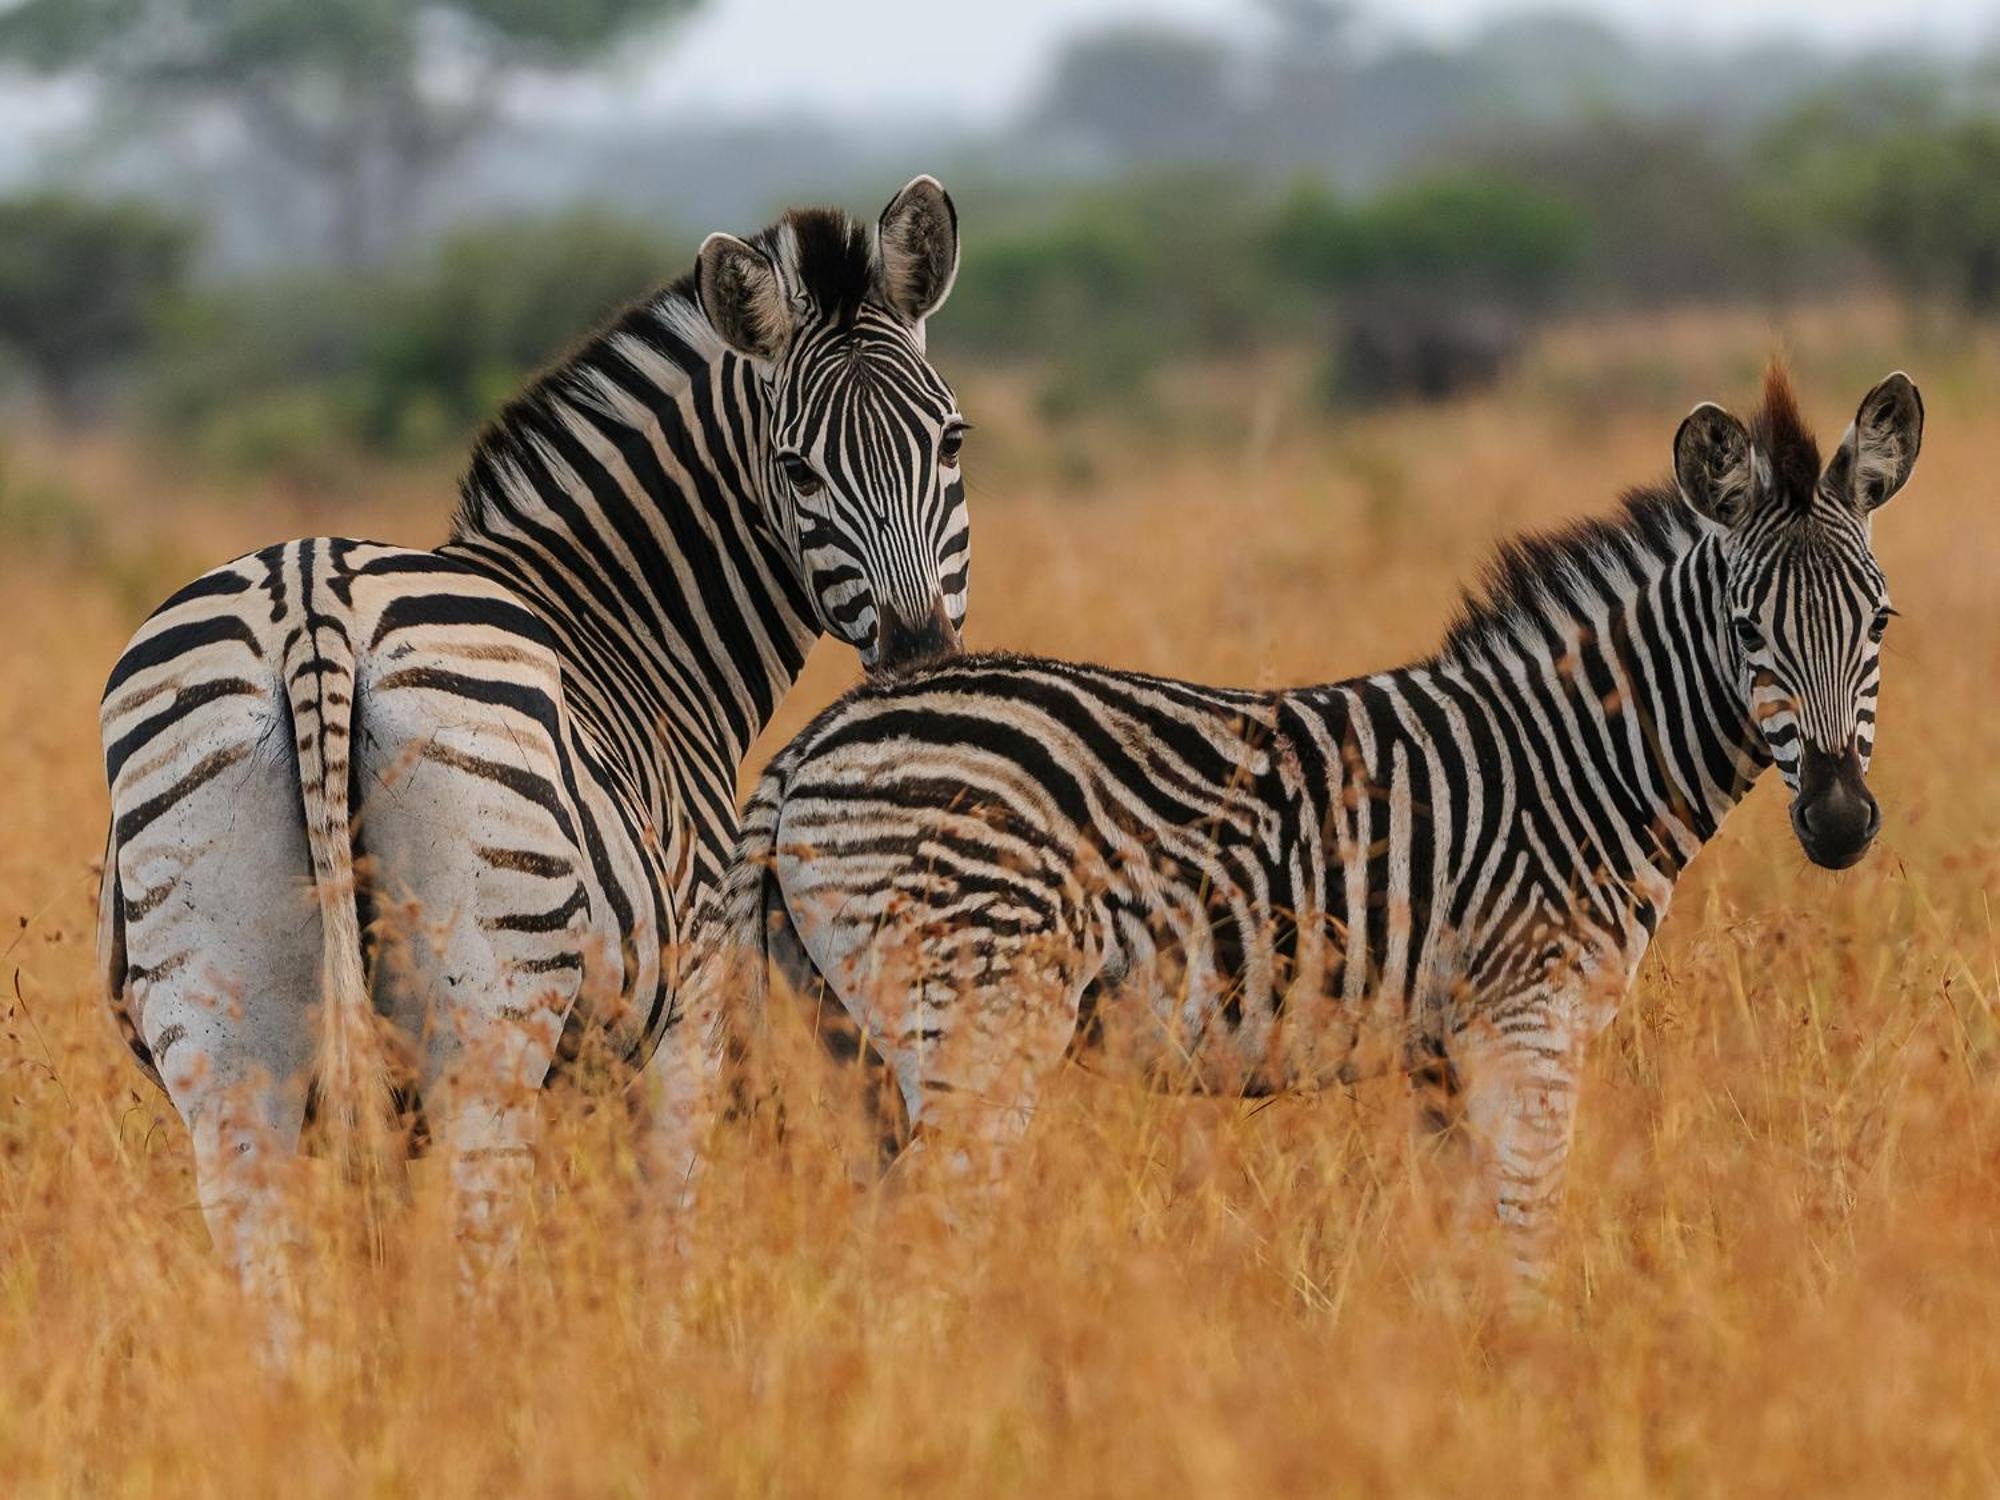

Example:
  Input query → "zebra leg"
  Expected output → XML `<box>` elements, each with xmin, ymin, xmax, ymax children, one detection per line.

<box><xmin>635</xmin><ymin>1003</ymin><xmax>729</xmax><ymax>1256</ymax></box>
<box><xmin>358</xmin><ymin>711</ymin><xmax>584</xmax><ymax>1292</ymax></box>
<box><xmin>381</xmin><ymin>887</ymin><xmax>573</xmax><ymax>1292</ymax></box>
<box><xmin>863</xmin><ymin>934</ymin><xmax>1082</xmax><ymax>1206</ymax></box>
<box><xmin>431</xmin><ymin>1037</ymin><xmax>548</xmax><ymax>1291</ymax></box>
<box><xmin>1444</xmin><ymin>1008</ymin><xmax>1586</xmax><ymax>1301</ymax></box>
<box><xmin>108</xmin><ymin>732</ymin><xmax>321</xmax><ymax>1344</ymax></box>
<box><xmin>183</xmin><ymin>1076</ymin><xmax>310</xmax><ymax>1348</ymax></box>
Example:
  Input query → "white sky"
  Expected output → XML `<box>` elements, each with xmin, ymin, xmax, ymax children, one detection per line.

<box><xmin>7</xmin><ymin>0</ymin><xmax>1996</xmax><ymax>156</ymax></box>
<box><xmin>611</xmin><ymin>0</ymin><xmax>2000</xmax><ymax>125</ymax></box>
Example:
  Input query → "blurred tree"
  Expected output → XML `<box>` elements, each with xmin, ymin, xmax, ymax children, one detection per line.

<box><xmin>1255</xmin><ymin>0</ymin><xmax>1355</xmax><ymax>62</ymax></box>
<box><xmin>1267</xmin><ymin>171</ymin><xmax>1583</xmax><ymax>305</ymax></box>
<box><xmin>359</xmin><ymin>208</ymin><xmax>683</xmax><ymax>447</ymax></box>
<box><xmin>0</xmin><ymin>192</ymin><xmax>190</xmax><ymax>421</ymax></box>
<box><xmin>938</xmin><ymin>172</ymin><xmax>1282</xmax><ymax>415</ymax></box>
<box><xmin>147</xmin><ymin>207</ymin><xmax>679</xmax><ymax>465</ymax></box>
<box><xmin>0</xmin><ymin>0</ymin><xmax>701</xmax><ymax>266</ymax></box>
<box><xmin>1037</xmin><ymin>26</ymin><xmax>1237</xmax><ymax>165</ymax></box>
<box><xmin>1831</xmin><ymin>119</ymin><xmax>2000</xmax><ymax>313</ymax></box>
<box><xmin>1477</xmin><ymin>120</ymin><xmax>1758</xmax><ymax>305</ymax></box>
<box><xmin>1266</xmin><ymin>171</ymin><xmax>1584</xmax><ymax>404</ymax></box>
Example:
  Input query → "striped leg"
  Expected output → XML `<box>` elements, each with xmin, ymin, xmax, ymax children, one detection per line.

<box><xmin>1445</xmin><ymin>1003</ymin><xmax>1586</xmax><ymax>1300</ymax></box>
<box><xmin>182</xmin><ymin>1074</ymin><xmax>309</xmax><ymax>1349</ymax></box>
<box><xmin>833</xmin><ymin>925</ymin><xmax>1082</xmax><ymax>1205</ymax></box>
<box><xmin>636</xmin><ymin>999</ymin><xmax>728</xmax><ymax>1257</ymax></box>
<box><xmin>431</xmin><ymin>1034</ymin><xmax>549</xmax><ymax>1289</ymax></box>
<box><xmin>109</xmin><ymin>729</ymin><xmax>319</xmax><ymax>1345</ymax></box>
<box><xmin>360</xmin><ymin>710</ymin><xmax>586</xmax><ymax>1290</ymax></box>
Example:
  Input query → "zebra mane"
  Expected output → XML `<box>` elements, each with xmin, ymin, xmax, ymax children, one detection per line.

<box><xmin>450</xmin><ymin>205</ymin><xmax>880</xmax><ymax>538</ymax></box>
<box><xmin>1748</xmin><ymin>360</ymin><xmax>1822</xmax><ymax>513</ymax></box>
<box><xmin>1433</xmin><ymin>364</ymin><xmax>1819</xmax><ymax>667</ymax></box>
<box><xmin>1431</xmin><ymin>486</ymin><xmax>1698</xmax><ymax>667</ymax></box>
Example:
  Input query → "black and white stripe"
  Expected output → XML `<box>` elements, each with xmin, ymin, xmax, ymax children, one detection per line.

<box><xmin>96</xmin><ymin>178</ymin><xmax>969</xmax><ymax>1311</ymax></box>
<box><xmin>683</xmin><ymin>368</ymin><xmax>1923</xmax><ymax>1289</ymax></box>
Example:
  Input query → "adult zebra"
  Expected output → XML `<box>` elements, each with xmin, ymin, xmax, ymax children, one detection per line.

<box><xmin>97</xmin><ymin>178</ymin><xmax>969</xmax><ymax>1307</ymax></box>
<box><xmin>681</xmin><ymin>366</ymin><xmax>1921</xmax><ymax>1289</ymax></box>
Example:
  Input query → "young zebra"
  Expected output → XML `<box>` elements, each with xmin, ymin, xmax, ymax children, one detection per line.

<box><xmin>97</xmin><ymin>178</ymin><xmax>969</xmax><ymax>1308</ymax></box>
<box><xmin>680</xmin><ymin>367</ymin><xmax>1922</xmax><ymax>1287</ymax></box>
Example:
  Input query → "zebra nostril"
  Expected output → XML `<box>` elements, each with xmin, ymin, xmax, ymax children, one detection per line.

<box><xmin>1792</xmin><ymin>780</ymin><xmax>1879</xmax><ymax>867</ymax></box>
<box><xmin>873</xmin><ymin>601</ymin><xmax>961</xmax><ymax>673</ymax></box>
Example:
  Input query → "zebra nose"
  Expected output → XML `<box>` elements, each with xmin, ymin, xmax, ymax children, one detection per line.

<box><xmin>873</xmin><ymin>600</ymin><xmax>961</xmax><ymax>673</ymax></box>
<box><xmin>1790</xmin><ymin>741</ymin><xmax>1880</xmax><ymax>870</ymax></box>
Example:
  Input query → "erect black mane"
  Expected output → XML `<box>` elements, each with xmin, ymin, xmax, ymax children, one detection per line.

<box><xmin>1432</xmin><ymin>365</ymin><xmax>1821</xmax><ymax>666</ymax></box>
<box><xmin>771</xmin><ymin>206</ymin><xmax>876</xmax><ymax>328</ymax></box>
<box><xmin>1431</xmin><ymin>486</ymin><xmax>1697</xmax><ymax>666</ymax></box>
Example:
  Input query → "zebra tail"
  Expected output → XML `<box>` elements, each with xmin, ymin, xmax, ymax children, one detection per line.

<box><xmin>706</xmin><ymin>758</ymin><xmax>794</xmax><ymax>1038</ymax></box>
<box><xmin>279</xmin><ymin>600</ymin><xmax>391</xmax><ymax>1167</ymax></box>
<box><xmin>677</xmin><ymin>739</ymin><xmax>820</xmax><ymax>1098</ymax></box>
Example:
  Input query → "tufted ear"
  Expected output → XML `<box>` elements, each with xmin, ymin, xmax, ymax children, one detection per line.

<box><xmin>876</xmin><ymin>175</ymin><xmax>959</xmax><ymax>326</ymax></box>
<box><xmin>1674</xmin><ymin>401</ymin><xmax>1760</xmax><ymax>529</ymax></box>
<box><xmin>697</xmin><ymin>232</ymin><xmax>794</xmax><ymax>363</ymax></box>
<box><xmin>1823</xmin><ymin>371</ymin><xmax>1923</xmax><ymax>513</ymax></box>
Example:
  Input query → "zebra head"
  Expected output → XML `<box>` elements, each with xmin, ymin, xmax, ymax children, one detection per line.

<box><xmin>697</xmin><ymin>176</ymin><xmax>968</xmax><ymax>673</ymax></box>
<box><xmin>1674</xmin><ymin>367</ymin><xmax>1924</xmax><ymax>870</ymax></box>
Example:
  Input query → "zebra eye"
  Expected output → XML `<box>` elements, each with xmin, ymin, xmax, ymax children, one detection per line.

<box><xmin>777</xmin><ymin>452</ymin><xmax>823</xmax><ymax>497</ymax></box>
<box><xmin>939</xmin><ymin>423</ymin><xmax>968</xmax><ymax>468</ymax></box>
<box><xmin>1732</xmin><ymin>617</ymin><xmax>1766</xmax><ymax>654</ymax></box>
<box><xmin>1869</xmin><ymin>608</ymin><xmax>1895</xmax><ymax>644</ymax></box>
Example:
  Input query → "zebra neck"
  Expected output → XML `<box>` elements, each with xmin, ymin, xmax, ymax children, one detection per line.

<box><xmin>1623</xmin><ymin>537</ymin><xmax>1774</xmax><ymax>862</ymax></box>
<box><xmin>444</xmin><ymin>293</ymin><xmax>820</xmax><ymax>785</ymax></box>
<box><xmin>1489</xmin><ymin>533</ymin><xmax>1770</xmax><ymax>875</ymax></box>
<box><xmin>1423</xmin><ymin>495</ymin><xmax>1772</xmax><ymax>882</ymax></box>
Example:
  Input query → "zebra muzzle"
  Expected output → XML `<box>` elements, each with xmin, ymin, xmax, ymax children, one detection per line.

<box><xmin>873</xmin><ymin>600</ymin><xmax>962</xmax><ymax>674</ymax></box>
<box><xmin>1790</xmin><ymin>740</ymin><xmax>1880</xmax><ymax>870</ymax></box>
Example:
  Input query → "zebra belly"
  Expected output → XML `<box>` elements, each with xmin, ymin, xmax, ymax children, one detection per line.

<box><xmin>1076</xmin><ymin>889</ymin><xmax>1407</xmax><ymax>1096</ymax></box>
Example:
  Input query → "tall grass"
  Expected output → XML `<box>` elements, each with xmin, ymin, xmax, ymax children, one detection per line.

<box><xmin>2</xmin><ymin>307</ymin><xmax>1997</xmax><ymax>1496</ymax></box>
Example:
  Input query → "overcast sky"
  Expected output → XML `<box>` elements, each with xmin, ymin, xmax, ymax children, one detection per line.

<box><xmin>606</xmin><ymin>0</ymin><xmax>2000</xmax><ymax>125</ymax></box>
<box><xmin>8</xmin><ymin>0</ymin><xmax>1998</xmax><ymax>159</ymax></box>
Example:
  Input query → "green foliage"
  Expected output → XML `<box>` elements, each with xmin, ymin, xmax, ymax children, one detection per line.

<box><xmin>359</xmin><ymin>211</ymin><xmax>683</xmax><ymax>449</ymax></box>
<box><xmin>1470</xmin><ymin>122</ymin><xmax>1785</xmax><ymax>305</ymax></box>
<box><xmin>1266</xmin><ymin>171</ymin><xmax>1584</xmax><ymax>302</ymax></box>
<box><xmin>1826</xmin><ymin>119</ymin><xmax>2000</xmax><ymax>312</ymax></box>
<box><xmin>935</xmin><ymin>169</ymin><xmax>1584</xmax><ymax>416</ymax></box>
<box><xmin>946</xmin><ymin>174</ymin><xmax>1278</xmax><ymax>355</ymax></box>
<box><xmin>148</xmin><ymin>209</ymin><xmax>683</xmax><ymax>469</ymax></box>
<box><xmin>937</xmin><ymin>173</ymin><xmax>1291</xmax><ymax>415</ymax></box>
<box><xmin>0</xmin><ymin>193</ymin><xmax>190</xmax><ymax>418</ymax></box>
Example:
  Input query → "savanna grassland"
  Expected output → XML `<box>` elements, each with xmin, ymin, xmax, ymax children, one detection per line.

<box><xmin>2</xmin><ymin>306</ymin><xmax>1997</xmax><ymax>1496</ymax></box>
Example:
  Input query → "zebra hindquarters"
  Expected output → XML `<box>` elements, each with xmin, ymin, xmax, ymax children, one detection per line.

<box><xmin>101</xmin><ymin>672</ymin><xmax>321</xmax><ymax>1329</ymax></box>
<box><xmin>766</xmin><ymin>752</ymin><xmax>1100</xmax><ymax>1200</ymax></box>
<box><xmin>354</xmin><ymin>655</ymin><xmax>594</xmax><ymax>1288</ymax></box>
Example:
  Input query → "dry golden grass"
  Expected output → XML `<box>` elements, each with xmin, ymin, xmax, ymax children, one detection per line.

<box><xmin>3</xmin><ymin>306</ymin><xmax>1998</xmax><ymax>1496</ymax></box>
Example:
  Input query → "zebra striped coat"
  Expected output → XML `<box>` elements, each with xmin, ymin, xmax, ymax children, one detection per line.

<box><xmin>688</xmin><ymin>367</ymin><xmax>1922</xmax><ymax>1288</ymax></box>
<box><xmin>96</xmin><ymin>178</ymin><xmax>970</xmax><ymax>1312</ymax></box>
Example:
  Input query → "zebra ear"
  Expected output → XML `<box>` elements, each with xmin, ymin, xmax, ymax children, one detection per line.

<box><xmin>1824</xmin><ymin>371</ymin><xmax>1923</xmax><ymax>513</ymax></box>
<box><xmin>876</xmin><ymin>175</ymin><xmax>959</xmax><ymax>327</ymax></box>
<box><xmin>1674</xmin><ymin>402</ymin><xmax>1759</xmax><ymax>529</ymax></box>
<box><xmin>697</xmin><ymin>232</ymin><xmax>794</xmax><ymax>364</ymax></box>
